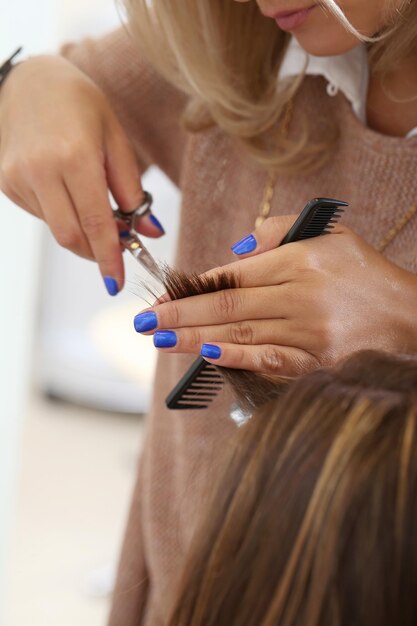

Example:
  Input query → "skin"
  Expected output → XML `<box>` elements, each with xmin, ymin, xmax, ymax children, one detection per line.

<box><xmin>1</xmin><ymin>1</ymin><xmax>416</xmax><ymax>375</ymax></box>
<box><xmin>0</xmin><ymin>56</ymin><xmax>164</xmax><ymax>292</ymax></box>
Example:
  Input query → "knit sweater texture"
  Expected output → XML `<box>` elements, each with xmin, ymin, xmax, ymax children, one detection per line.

<box><xmin>61</xmin><ymin>27</ymin><xmax>417</xmax><ymax>626</ymax></box>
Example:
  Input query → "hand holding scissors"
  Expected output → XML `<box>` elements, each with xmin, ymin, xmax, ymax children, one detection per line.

<box><xmin>114</xmin><ymin>191</ymin><xmax>163</xmax><ymax>283</ymax></box>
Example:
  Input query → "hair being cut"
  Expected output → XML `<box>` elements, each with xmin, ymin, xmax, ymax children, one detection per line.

<box><xmin>157</xmin><ymin>264</ymin><xmax>288</xmax><ymax>410</ymax></box>
<box><xmin>167</xmin><ymin>349</ymin><xmax>417</xmax><ymax>626</ymax></box>
<box><xmin>120</xmin><ymin>0</ymin><xmax>416</xmax><ymax>172</ymax></box>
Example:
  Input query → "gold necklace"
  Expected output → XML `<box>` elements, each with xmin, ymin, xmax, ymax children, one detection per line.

<box><xmin>255</xmin><ymin>100</ymin><xmax>417</xmax><ymax>253</ymax></box>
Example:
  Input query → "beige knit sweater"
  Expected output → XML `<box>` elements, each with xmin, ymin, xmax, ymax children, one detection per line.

<box><xmin>61</xmin><ymin>28</ymin><xmax>417</xmax><ymax>626</ymax></box>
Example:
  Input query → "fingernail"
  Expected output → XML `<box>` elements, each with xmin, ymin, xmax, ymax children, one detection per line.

<box><xmin>148</xmin><ymin>214</ymin><xmax>165</xmax><ymax>234</ymax></box>
<box><xmin>201</xmin><ymin>344</ymin><xmax>222</xmax><ymax>359</ymax></box>
<box><xmin>119</xmin><ymin>229</ymin><xmax>131</xmax><ymax>238</ymax></box>
<box><xmin>134</xmin><ymin>311</ymin><xmax>158</xmax><ymax>333</ymax></box>
<box><xmin>154</xmin><ymin>330</ymin><xmax>177</xmax><ymax>348</ymax></box>
<box><xmin>231</xmin><ymin>234</ymin><xmax>257</xmax><ymax>255</ymax></box>
<box><xmin>104</xmin><ymin>276</ymin><xmax>119</xmax><ymax>296</ymax></box>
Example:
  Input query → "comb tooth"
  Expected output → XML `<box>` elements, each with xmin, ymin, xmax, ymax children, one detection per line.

<box><xmin>178</xmin><ymin>397</ymin><xmax>214</xmax><ymax>404</ymax></box>
<box><xmin>189</xmin><ymin>383</ymin><xmax>223</xmax><ymax>390</ymax></box>
<box><xmin>308</xmin><ymin>224</ymin><xmax>336</xmax><ymax>230</ymax></box>
<box><xmin>181</xmin><ymin>394</ymin><xmax>215</xmax><ymax>400</ymax></box>
<box><xmin>308</xmin><ymin>214</ymin><xmax>340</xmax><ymax>221</ymax></box>
<box><xmin>183</xmin><ymin>398</ymin><xmax>211</xmax><ymax>402</ymax></box>
<box><xmin>199</xmin><ymin>371</ymin><xmax>222</xmax><ymax>376</ymax></box>
<box><xmin>186</xmin><ymin>383</ymin><xmax>220</xmax><ymax>389</ymax></box>
<box><xmin>202</xmin><ymin>362</ymin><xmax>216</xmax><ymax>369</ymax></box>
<box><xmin>173</xmin><ymin>403</ymin><xmax>210</xmax><ymax>410</ymax></box>
<box><xmin>315</xmin><ymin>209</ymin><xmax>344</xmax><ymax>217</ymax></box>
<box><xmin>165</xmin><ymin>356</ymin><xmax>224</xmax><ymax>410</ymax></box>
<box><xmin>303</xmin><ymin>224</ymin><xmax>334</xmax><ymax>230</ymax></box>
<box><xmin>183</xmin><ymin>391</ymin><xmax>217</xmax><ymax>400</ymax></box>
<box><xmin>308</xmin><ymin>216</ymin><xmax>339</xmax><ymax>222</ymax></box>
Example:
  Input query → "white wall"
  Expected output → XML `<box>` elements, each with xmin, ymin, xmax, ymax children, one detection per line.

<box><xmin>0</xmin><ymin>0</ymin><xmax>180</xmax><ymax>619</ymax></box>
<box><xmin>0</xmin><ymin>0</ymin><xmax>54</xmax><ymax>617</ymax></box>
<box><xmin>0</xmin><ymin>0</ymin><xmax>119</xmax><ymax>617</ymax></box>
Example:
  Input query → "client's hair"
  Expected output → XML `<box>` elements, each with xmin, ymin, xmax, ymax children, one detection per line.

<box><xmin>167</xmin><ymin>350</ymin><xmax>417</xmax><ymax>626</ymax></box>
<box><xmin>158</xmin><ymin>265</ymin><xmax>289</xmax><ymax>409</ymax></box>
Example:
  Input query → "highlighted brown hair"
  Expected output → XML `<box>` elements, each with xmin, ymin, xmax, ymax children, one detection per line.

<box><xmin>167</xmin><ymin>350</ymin><xmax>417</xmax><ymax>626</ymax></box>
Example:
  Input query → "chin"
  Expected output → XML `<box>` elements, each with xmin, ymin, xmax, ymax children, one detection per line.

<box><xmin>293</xmin><ymin>28</ymin><xmax>361</xmax><ymax>57</ymax></box>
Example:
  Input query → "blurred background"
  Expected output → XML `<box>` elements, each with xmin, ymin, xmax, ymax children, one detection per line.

<box><xmin>0</xmin><ymin>1</ymin><xmax>180</xmax><ymax>624</ymax></box>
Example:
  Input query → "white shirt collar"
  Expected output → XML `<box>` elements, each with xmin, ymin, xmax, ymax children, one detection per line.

<box><xmin>279</xmin><ymin>37</ymin><xmax>417</xmax><ymax>139</ymax></box>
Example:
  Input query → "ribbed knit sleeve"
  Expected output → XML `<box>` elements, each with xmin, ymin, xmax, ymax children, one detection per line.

<box><xmin>60</xmin><ymin>27</ymin><xmax>188</xmax><ymax>186</ymax></box>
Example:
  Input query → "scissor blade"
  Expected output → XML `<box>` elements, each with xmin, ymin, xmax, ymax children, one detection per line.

<box><xmin>137</xmin><ymin>246</ymin><xmax>164</xmax><ymax>283</ymax></box>
<box><xmin>120</xmin><ymin>233</ymin><xmax>163</xmax><ymax>283</ymax></box>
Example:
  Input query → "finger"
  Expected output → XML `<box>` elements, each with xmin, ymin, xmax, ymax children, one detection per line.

<box><xmin>197</xmin><ymin>226</ymin><xmax>347</xmax><ymax>291</ymax></box>
<box><xmin>36</xmin><ymin>178</ymin><xmax>95</xmax><ymax>260</ymax></box>
<box><xmin>151</xmin><ymin>319</ymin><xmax>305</xmax><ymax>354</ymax></box>
<box><xmin>64</xmin><ymin>159</ymin><xmax>125</xmax><ymax>291</ymax></box>
<box><xmin>199</xmin><ymin>342</ymin><xmax>319</xmax><ymax>377</ymax></box>
<box><xmin>230</xmin><ymin>212</ymin><xmax>346</xmax><ymax>259</ymax></box>
<box><xmin>135</xmin><ymin>285</ymin><xmax>295</xmax><ymax>332</ymax></box>
<box><xmin>147</xmin><ymin>251</ymin><xmax>292</xmax><ymax>312</ymax></box>
<box><xmin>230</xmin><ymin>214</ymin><xmax>297</xmax><ymax>257</ymax></box>
<box><xmin>105</xmin><ymin>124</ymin><xmax>165</xmax><ymax>239</ymax></box>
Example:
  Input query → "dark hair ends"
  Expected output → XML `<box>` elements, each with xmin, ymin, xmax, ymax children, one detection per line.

<box><xmin>152</xmin><ymin>263</ymin><xmax>290</xmax><ymax>410</ymax></box>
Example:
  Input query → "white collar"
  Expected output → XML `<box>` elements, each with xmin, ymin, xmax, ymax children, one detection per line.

<box><xmin>279</xmin><ymin>37</ymin><xmax>417</xmax><ymax>139</ymax></box>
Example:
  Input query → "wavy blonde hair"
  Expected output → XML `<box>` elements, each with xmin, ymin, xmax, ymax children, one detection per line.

<box><xmin>120</xmin><ymin>0</ymin><xmax>416</xmax><ymax>172</ymax></box>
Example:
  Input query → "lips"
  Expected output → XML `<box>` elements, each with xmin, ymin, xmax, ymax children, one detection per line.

<box><xmin>264</xmin><ymin>5</ymin><xmax>317</xmax><ymax>31</ymax></box>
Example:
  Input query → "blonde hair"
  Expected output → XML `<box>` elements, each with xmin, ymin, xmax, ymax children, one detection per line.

<box><xmin>120</xmin><ymin>0</ymin><xmax>416</xmax><ymax>172</ymax></box>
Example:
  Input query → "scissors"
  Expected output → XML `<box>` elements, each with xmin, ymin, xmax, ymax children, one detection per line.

<box><xmin>113</xmin><ymin>191</ymin><xmax>163</xmax><ymax>283</ymax></box>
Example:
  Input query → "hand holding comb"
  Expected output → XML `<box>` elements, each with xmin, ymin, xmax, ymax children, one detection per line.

<box><xmin>166</xmin><ymin>197</ymin><xmax>348</xmax><ymax>411</ymax></box>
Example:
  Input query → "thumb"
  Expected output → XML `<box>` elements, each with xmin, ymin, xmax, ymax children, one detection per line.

<box><xmin>105</xmin><ymin>124</ymin><xmax>165</xmax><ymax>239</ymax></box>
<box><xmin>230</xmin><ymin>214</ymin><xmax>298</xmax><ymax>257</ymax></box>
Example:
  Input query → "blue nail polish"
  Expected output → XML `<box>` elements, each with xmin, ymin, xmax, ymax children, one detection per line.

<box><xmin>120</xmin><ymin>229</ymin><xmax>131</xmax><ymax>238</ymax></box>
<box><xmin>201</xmin><ymin>344</ymin><xmax>222</xmax><ymax>359</ymax></box>
<box><xmin>134</xmin><ymin>311</ymin><xmax>158</xmax><ymax>333</ymax></box>
<box><xmin>104</xmin><ymin>276</ymin><xmax>119</xmax><ymax>296</ymax></box>
<box><xmin>231</xmin><ymin>234</ymin><xmax>257</xmax><ymax>255</ymax></box>
<box><xmin>154</xmin><ymin>330</ymin><xmax>177</xmax><ymax>348</ymax></box>
<box><xmin>149</xmin><ymin>214</ymin><xmax>165</xmax><ymax>234</ymax></box>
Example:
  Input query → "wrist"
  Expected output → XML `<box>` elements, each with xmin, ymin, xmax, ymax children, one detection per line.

<box><xmin>0</xmin><ymin>47</ymin><xmax>23</xmax><ymax>89</ymax></box>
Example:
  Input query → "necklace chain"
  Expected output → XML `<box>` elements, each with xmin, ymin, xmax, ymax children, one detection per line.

<box><xmin>256</xmin><ymin>100</ymin><xmax>417</xmax><ymax>253</ymax></box>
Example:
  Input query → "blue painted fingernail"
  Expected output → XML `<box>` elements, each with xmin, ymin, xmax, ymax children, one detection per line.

<box><xmin>120</xmin><ymin>229</ymin><xmax>130</xmax><ymax>238</ymax></box>
<box><xmin>201</xmin><ymin>344</ymin><xmax>222</xmax><ymax>359</ymax></box>
<box><xmin>149</xmin><ymin>214</ymin><xmax>165</xmax><ymax>234</ymax></box>
<box><xmin>104</xmin><ymin>276</ymin><xmax>119</xmax><ymax>296</ymax></box>
<box><xmin>134</xmin><ymin>311</ymin><xmax>158</xmax><ymax>333</ymax></box>
<box><xmin>231</xmin><ymin>234</ymin><xmax>257</xmax><ymax>255</ymax></box>
<box><xmin>154</xmin><ymin>330</ymin><xmax>177</xmax><ymax>348</ymax></box>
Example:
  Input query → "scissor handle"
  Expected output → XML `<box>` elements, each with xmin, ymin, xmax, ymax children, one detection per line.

<box><xmin>113</xmin><ymin>190</ymin><xmax>153</xmax><ymax>230</ymax></box>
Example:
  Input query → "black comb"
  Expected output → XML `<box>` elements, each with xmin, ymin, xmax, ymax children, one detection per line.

<box><xmin>165</xmin><ymin>197</ymin><xmax>348</xmax><ymax>410</ymax></box>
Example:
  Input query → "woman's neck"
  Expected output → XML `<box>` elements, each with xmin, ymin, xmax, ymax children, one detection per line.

<box><xmin>367</xmin><ymin>58</ymin><xmax>417</xmax><ymax>137</ymax></box>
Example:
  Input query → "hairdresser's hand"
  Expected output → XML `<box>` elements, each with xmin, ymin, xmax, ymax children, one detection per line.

<box><xmin>134</xmin><ymin>215</ymin><xmax>417</xmax><ymax>377</ymax></box>
<box><xmin>0</xmin><ymin>55</ymin><xmax>164</xmax><ymax>295</ymax></box>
